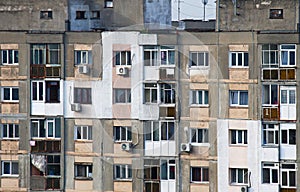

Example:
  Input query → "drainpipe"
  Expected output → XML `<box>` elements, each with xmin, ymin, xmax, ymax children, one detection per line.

<box><xmin>62</xmin><ymin>31</ymin><xmax>67</xmax><ymax>191</ymax></box>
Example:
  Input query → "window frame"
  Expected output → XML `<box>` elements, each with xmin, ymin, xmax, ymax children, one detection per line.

<box><xmin>269</xmin><ymin>9</ymin><xmax>283</xmax><ymax>19</ymax></box>
<box><xmin>262</xmin><ymin>44</ymin><xmax>279</xmax><ymax>68</ymax></box>
<box><xmin>144</xmin><ymin>121</ymin><xmax>175</xmax><ymax>142</ymax></box>
<box><xmin>1</xmin><ymin>49</ymin><xmax>18</xmax><ymax>65</ymax></box>
<box><xmin>281</xmin><ymin>163</ymin><xmax>296</xmax><ymax>188</ymax></box>
<box><xmin>160</xmin><ymin>46</ymin><xmax>175</xmax><ymax>66</ymax></box>
<box><xmin>190</xmin><ymin>90</ymin><xmax>209</xmax><ymax>106</ymax></box>
<box><xmin>190</xmin><ymin>128</ymin><xmax>209</xmax><ymax>145</ymax></box>
<box><xmin>280</xmin><ymin>44</ymin><xmax>296</xmax><ymax>67</ymax></box>
<box><xmin>74</xmin><ymin>87</ymin><xmax>92</xmax><ymax>104</ymax></box>
<box><xmin>262</xmin><ymin>124</ymin><xmax>279</xmax><ymax>146</ymax></box>
<box><xmin>31</xmin><ymin>119</ymin><xmax>61</xmax><ymax>139</ymax></box>
<box><xmin>74</xmin><ymin>126</ymin><xmax>92</xmax><ymax>141</ymax></box>
<box><xmin>113</xmin><ymin>126</ymin><xmax>132</xmax><ymax>142</ymax></box>
<box><xmin>161</xmin><ymin>159</ymin><xmax>176</xmax><ymax>180</ymax></box>
<box><xmin>114</xmin><ymin>51</ymin><xmax>131</xmax><ymax>66</ymax></box>
<box><xmin>262</xmin><ymin>84</ymin><xmax>278</xmax><ymax>106</ymax></box>
<box><xmin>229</xmin><ymin>52</ymin><xmax>249</xmax><ymax>67</ymax></box>
<box><xmin>189</xmin><ymin>51</ymin><xmax>209</xmax><ymax>67</ymax></box>
<box><xmin>144</xmin><ymin>83</ymin><xmax>158</xmax><ymax>104</ymax></box>
<box><xmin>76</xmin><ymin>11</ymin><xmax>87</xmax><ymax>19</ymax></box>
<box><xmin>2</xmin><ymin>87</ymin><xmax>19</xmax><ymax>102</ymax></box>
<box><xmin>90</xmin><ymin>11</ymin><xmax>100</xmax><ymax>19</ymax></box>
<box><xmin>114</xmin><ymin>89</ymin><xmax>131</xmax><ymax>104</ymax></box>
<box><xmin>105</xmin><ymin>0</ymin><xmax>114</xmax><ymax>8</ymax></box>
<box><xmin>74</xmin><ymin>163</ymin><xmax>93</xmax><ymax>179</ymax></box>
<box><xmin>2</xmin><ymin>124</ymin><xmax>19</xmax><ymax>140</ymax></box>
<box><xmin>160</xmin><ymin>83</ymin><xmax>175</xmax><ymax>104</ymax></box>
<box><xmin>281</xmin><ymin>126</ymin><xmax>296</xmax><ymax>145</ymax></box>
<box><xmin>143</xmin><ymin>46</ymin><xmax>158</xmax><ymax>66</ymax></box>
<box><xmin>229</xmin><ymin>90</ymin><xmax>248</xmax><ymax>107</ymax></box>
<box><xmin>230</xmin><ymin>130</ymin><xmax>248</xmax><ymax>145</ymax></box>
<box><xmin>46</xmin><ymin>155</ymin><xmax>60</xmax><ymax>176</ymax></box>
<box><xmin>1</xmin><ymin>161</ymin><xmax>18</xmax><ymax>176</ymax></box>
<box><xmin>40</xmin><ymin>10</ymin><xmax>53</xmax><ymax>19</ymax></box>
<box><xmin>114</xmin><ymin>164</ymin><xmax>132</xmax><ymax>180</ymax></box>
<box><xmin>190</xmin><ymin>167</ymin><xmax>209</xmax><ymax>183</ymax></box>
<box><xmin>74</xmin><ymin>50</ymin><xmax>92</xmax><ymax>65</ymax></box>
<box><xmin>230</xmin><ymin>168</ymin><xmax>248</xmax><ymax>185</ymax></box>
<box><xmin>262</xmin><ymin>162</ymin><xmax>279</xmax><ymax>184</ymax></box>
<box><xmin>31</xmin><ymin>44</ymin><xmax>61</xmax><ymax>65</ymax></box>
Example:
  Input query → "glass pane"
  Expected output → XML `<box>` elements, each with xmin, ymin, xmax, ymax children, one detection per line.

<box><xmin>3</xmin><ymin>88</ymin><xmax>10</xmax><ymax>100</ymax></box>
<box><xmin>168</xmin><ymin>123</ymin><xmax>174</xmax><ymax>140</ymax></box>
<box><xmin>289</xmin><ymin>129</ymin><xmax>296</xmax><ymax>145</ymax></box>
<box><xmin>31</xmin><ymin>122</ymin><xmax>39</xmax><ymax>137</ymax></box>
<box><xmin>231</xmin><ymin>53</ymin><xmax>236</xmax><ymax>66</ymax></box>
<box><xmin>152</xmin><ymin>89</ymin><xmax>157</xmax><ymax>103</ymax></box>
<box><xmin>240</xmin><ymin>92</ymin><xmax>248</xmax><ymax>105</ymax></box>
<box><xmin>8</xmin><ymin>50</ymin><xmax>13</xmax><ymax>64</ymax></box>
<box><xmin>263</xmin><ymin>168</ymin><xmax>270</xmax><ymax>183</ymax></box>
<box><xmin>244</xmin><ymin>53</ymin><xmax>249</xmax><ymax>66</ymax></box>
<box><xmin>48</xmin><ymin>122</ymin><xmax>54</xmax><ymax>137</ymax></box>
<box><xmin>3</xmin><ymin>162</ymin><xmax>10</xmax><ymax>174</ymax></box>
<box><xmin>198</xmin><ymin>91</ymin><xmax>203</xmax><ymax>104</ymax></box>
<box><xmin>168</xmin><ymin>51</ymin><xmax>175</xmax><ymax>65</ymax></box>
<box><xmin>88</xmin><ymin>126</ymin><xmax>92</xmax><ymax>140</ymax></box>
<box><xmin>39</xmin><ymin>82</ymin><xmax>44</xmax><ymax>101</ymax></box>
<box><xmin>82</xmin><ymin>127</ymin><xmax>87</xmax><ymax>139</ymax></box>
<box><xmin>281</xmin><ymin>130</ymin><xmax>287</xmax><ymax>144</ymax></box>
<box><xmin>121</xmin><ymin>127</ymin><xmax>126</xmax><ymax>140</ymax></box>
<box><xmin>198</xmin><ymin>129</ymin><xmax>203</xmax><ymax>143</ymax></box>
<box><xmin>145</xmin><ymin>89</ymin><xmax>150</xmax><ymax>103</ymax></box>
<box><xmin>198</xmin><ymin>53</ymin><xmax>204</xmax><ymax>66</ymax></box>
<box><xmin>9</xmin><ymin>124</ymin><xmax>13</xmax><ymax>138</ymax></box>
<box><xmin>144</xmin><ymin>122</ymin><xmax>151</xmax><ymax>141</ymax></box>
<box><xmin>191</xmin><ymin>129</ymin><xmax>196</xmax><ymax>143</ymax></box>
<box><xmin>2</xmin><ymin>50</ymin><xmax>7</xmax><ymax>63</ymax></box>
<box><xmin>281</xmin><ymin>51</ymin><xmax>288</xmax><ymax>65</ymax></box>
<box><xmin>231</xmin><ymin>131</ymin><xmax>236</xmax><ymax>144</ymax></box>
<box><xmin>144</xmin><ymin>51</ymin><xmax>150</xmax><ymax>66</ymax></box>
<box><xmin>12</xmin><ymin>162</ymin><xmax>18</xmax><ymax>174</ymax></box>
<box><xmin>3</xmin><ymin>125</ymin><xmax>7</xmax><ymax>137</ymax></box>
<box><xmin>263</xmin><ymin>85</ymin><xmax>270</xmax><ymax>104</ymax></box>
<box><xmin>281</xmin><ymin>90</ymin><xmax>287</xmax><ymax>104</ymax></box>
<box><xmin>230</xmin><ymin>91</ymin><xmax>238</xmax><ymax>105</ymax></box>
<box><xmin>160</xmin><ymin>161</ymin><xmax>167</xmax><ymax>180</ymax></box>
<box><xmin>169</xmin><ymin>165</ymin><xmax>175</xmax><ymax>179</ymax></box>
<box><xmin>290</xmin><ymin>51</ymin><xmax>295</xmax><ymax>65</ymax></box>
<box><xmin>12</xmin><ymin>88</ymin><xmax>19</xmax><ymax>100</ymax></box>
<box><xmin>238</xmin><ymin>130</ymin><xmax>243</xmax><ymax>144</ymax></box>
<box><xmin>204</xmin><ymin>91</ymin><xmax>209</xmax><ymax>104</ymax></box>
<box><xmin>205</xmin><ymin>52</ymin><xmax>209</xmax><ymax>66</ymax></box>
<box><xmin>238</xmin><ymin>53</ymin><xmax>243</xmax><ymax>66</ymax></box>
<box><xmin>272</xmin><ymin>169</ymin><xmax>278</xmax><ymax>183</ymax></box>
<box><xmin>238</xmin><ymin>169</ymin><xmax>243</xmax><ymax>183</ymax></box>
<box><xmin>121</xmin><ymin>52</ymin><xmax>126</xmax><ymax>65</ymax></box>
<box><xmin>203</xmin><ymin>168</ymin><xmax>209</xmax><ymax>181</ymax></box>
<box><xmin>127</xmin><ymin>128</ymin><xmax>132</xmax><ymax>141</ymax></box>
<box><xmin>191</xmin><ymin>53</ymin><xmax>197</xmax><ymax>66</ymax></box>
<box><xmin>153</xmin><ymin>122</ymin><xmax>159</xmax><ymax>141</ymax></box>
<box><xmin>231</xmin><ymin>169</ymin><xmax>236</xmax><ymax>182</ymax></box>
<box><xmin>282</xmin><ymin>172</ymin><xmax>287</xmax><ymax>186</ymax></box>
<box><xmin>289</xmin><ymin>171</ymin><xmax>296</xmax><ymax>186</ymax></box>
<box><xmin>271</xmin><ymin>85</ymin><xmax>278</xmax><ymax>104</ymax></box>
<box><xmin>161</xmin><ymin>123</ymin><xmax>167</xmax><ymax>140</ymax></box>
<box><xmin>289</xmin><ymin>90</ymin><xmax>295</xmax><ymax>104</ymax></box>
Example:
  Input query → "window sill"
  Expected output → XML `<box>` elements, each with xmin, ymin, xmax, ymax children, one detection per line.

<box><xmin>74</xmin><ymin>177</ymin><xmax>93</xmax><ymax>180</ymax></box>
<box><xmin>144</xmin><ymin>102</ymin><xmax>158</xmax><ymax>105</ymax></box>
<box><xmin>191</xmin><ymin>143</ymin><xmax>210</xmax><ymax>147</ymax></box>
<box><xmin>229</xmin><ymin>66</ymin><xmax>249</xmax><ymax>69</ymax></box>
<box><xmin>190</xmin><ymin>105</ymin><xmax>209</xmax><ymax>108</ymax></box>
<box><xmin>75</xmin><ymin>18</ymin><xmax>87</xmax><ymax>20</ymax></box>
<box><xmin>190</xmin><ymin>181</ymin><xmax>209</xmax><ymax>184</ymax></box>
<box><xmin>229</xmin><ymin>144</ymin><xmax>248</xmax><ymax>147</ymax></box>
<box><xmin>1</xmin><ymin>64</ymin><xmax>19</xmax><ymax>66</ymax></box>
<box><xmin>1</xmin><ymin>175</ymin><xmax>19</xmax><ymax>178</ymax></box>
<box><xmin>1</xmin><ymin>101</ymin><xmax>19</xmax><ymax>104</ymax></box>
<box><xmin>75</xmin><ymin>140</ymin><xmax>93</xmax><ymax>143</ymax></box>
<box><xmin>230</xmin><ymin>183</ymin><xmax>248</xmax><ymax>186</ymax></box>
<box><xmin>114</xmin><ymin>141</ymin><xmax>132</xmax><ymax>143</ymax></box>
<box><xmin>31</xmin><ymin>138</ymin><xmax>61</xmax><ymax>140</ymax></box>
<box><xmin>114</xmin><ymin>179</ymin><xmax>132</xmax><ymax>182</ymax></box>
<box><xmin>189</xmin><ymin>66</ymin><xmax>209</xmax><ymax>69</ymax></box>
<box><xmin>262</xmin><ymin>144</ymin><xmax>279</xmax><ymax>148</ymax></box>
<box><xmin>1</xmin><ymin>138</ymin><xmax>19</xmax><ymax>141</ymax></box>
<box><xmin>229</xmin><ymin>106</ymin><xmax>248</xmax><ymax>108</ymax></box>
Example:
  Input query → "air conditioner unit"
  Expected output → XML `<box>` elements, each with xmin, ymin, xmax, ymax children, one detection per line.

<box><xmin>180</xmin><ymin>143</ymin><xmax>191</xmax><ymax>152</ymax></box>
<box><xmin>121</xmin><ymin>143</ymin><xmax>132</xmax><ymax>151</ymax></box>
<box><xmin>78</xmin><ymin>65</ymin><xmax>89</xmax><ymax>74</ymax></box>
<box><xmin>116</xmin><ymin>66</ymin><xmax>128</xmax><ymax>75</ymax></box>
<box><xmin>241</xmin><ymin>186</ymin><xmax>248</xmax><ymax>192</ymax></box>
<box><xmin>71</xmin><ymin>103</ymin><xmax>81</xmax><ymax>112</ymax></box>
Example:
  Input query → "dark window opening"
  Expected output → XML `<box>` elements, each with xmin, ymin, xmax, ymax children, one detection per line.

<box><xmin>270</xmin><ymin>9</ymin><xmax>283</xmax><ymax>19</ymax></box>
<box><xmin>76</xmin><ymin>11</ymin><xmax>86</xmax><ymax>19</ymax></box>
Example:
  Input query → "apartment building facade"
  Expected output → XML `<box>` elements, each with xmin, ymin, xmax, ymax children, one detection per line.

<box><xmin>0</xmin><ymin>0</ymin><xmax>299</xmax><ymax>192</ymax></box>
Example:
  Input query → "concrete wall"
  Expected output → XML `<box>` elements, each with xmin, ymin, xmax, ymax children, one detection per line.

<box><xmin>218</xmin><ymin>0</ymin><xmax>299</xmax><ymax>32</ymax></box>
<box><xmin>0</xmin><ymin>0</ymin><xmax>67</xmax><ymax>31</ymax></box>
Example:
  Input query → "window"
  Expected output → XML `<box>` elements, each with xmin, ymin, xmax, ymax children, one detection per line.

<box><xmin>280</xmin><ymin>45</ymin><xmax>296</xmax><ymax>67</ymax></box>
<box><xmin>75</xmin><ymin>164</ymin><xmax>92</xmax><ymax>179</ymax></box>
<box><xmin>76</xmin><ymin>11</ymin><xmax>86</xmax><ymax>19</ymax></box>
<box><xmin>190</xmin><ymin>90</ymin><xmax>209</xmax><ymax>106</ymax></box>
<box><xmin>190</xmin><ymin>128</ymin><xmax>209</xmax><ymax>144</ymax></box>
<box><xmin>229</xmin><ymin>90</ymin><xmax>248</xmax><ymax>106</ymax></box>
<box><xmin>1</xmin><ymin>161</ymin><xmax>18</xmax><ymax>176</ymax></box>
<box><xmin>230</xmin><ymin>130</ymin><xmax>247</xmax><ymax>145</ymax></box>
<box><xmin>31</xmin><ymin>119</ymin><xmax>61</xmax><ymax>139</ymax></box>
<box><xmin>281</xmin><ymin>88</ymin><xmax>296</xmax><ymax>104</ymax></box>
<box><xmin>144</xmin><ymin>46</ymin><xmax>158</xmax><ymax>66</ymax></box>
<box><xmin>105</xmin><ymin>0</ymin><xmax>113</xmax><ymax>8</ymax></box>
<box><xmin>270</xmin><ymin>9</ymin><xmax>283</xmax><ymax>19</ymax></box>
<box><xmin>160</xmin><ymin>46</ymin><xmax>175</xmax><ymax>65</ymax></box>
<box><xmin>46</xmin><ymin>155</ymin><xmax>60</xmax><ymax>176</ymax></box>
<box><xmin>144</xmin><ymin>121</ymin><xmax>174</xmax><ymax>141</ymax></box>
<box><xmin>2</xmin><ymin>124</ymin><xmax>19</xmax><ymax>139</ymax></box>
<box><xmin>31</xmin><ymin>44</ymin><xmax>60</xmax><ymax>65</ymax></box>
<box><xmin>114</xmin><ymin>51</ymin><xmax>131</xmax><ymax>66</ymax></box>
<box><xmin>40</xmin><ymin>11</ymin><xmax>53</xmax><ymax>19</ymax></box>
<box><xmin>229</xmin><ymin>52</ymin><xmax>248</xmax><ymax>67</ymax></box>
<box><xmin>262</xmin><ymin>163</ymin><xmax>279</xmax><ymax>184</ymax></box>
<box><xmin>262</xmin><ymin>44</ymin><xmax>279</xmax><ymax>68</ymax></box>
<box><xmin>230</xmin><ymin>168</ymin><xmax>248</xmax><ymax>184</ymax></box>
<box><xmin>160</xmin><ymin>84</ymin><xmax>175</xmax><ymax>104</ymax></box>
<box><xmin>74</xmin><ymin>88</ymin><xmax>92</xmax><ymax>104</ymax></box>
<box><xmin>144</xmin><ymin>159</ymin><xmax>160</xmax><ymax>192</ymax></box>
<box><xmin>262</xmin><ymin>85</ymin><xmax>278</xmax><ymax>105</ymax></box>
<box><xmin>91</xmin><ymin>11</ymin><xmax>100</xmax><ymax>19</ymax></box>
<box><xmin>114</xmin><ymin>126</ymin><xmax>132</xmax><ymax>142</ymax></box>
<box><xmin>114</xmin><ymin>89</ymin><xmax>131</xmax><ymax>103</ymax></box>
<box><xmin>74</xmin><ymin>126</ymin><xmax>92</xmax><ymax>141</ymax></box>
<box><xmin>263</xmin><ymin>124</ymin><xmax>278</xmax><ymax>145</ymax></box>
<box><xmin>281</xmin><ymin>126</ymin><xmax>296</xmax><ymax>145</ymax></box>
<box><xmin>190</xmin><ymin>52</ymin><xmax>209</xmax><ymax>67</ymax></box>
<box><xmin>1</xmin><ymin>50</ymin><xmax>18</xmax><ymax>65</ymax></box>
<box><xmin>281</xmin><ymin>163</ymin><xmax>296</xmax><ymax>188</ymax></box>
<box><xmin>161</xmin><ymin>160</ymin><xmax>175</xmax><ymax>180</ymax></box>
<box><xmin>74</xmin><ymin>50</ymin><xmax>92</xmax><ymax>65</ymax></box>
<box><xmin>114</xmin><ymin>164</ymin><xmax>132</xmax><ymax>180</ymax></box>
<box><xmin>191</xmin><ymin>167</ymin><xmax>209</xmax><ymax>183</ymax></box>
<box><xmin>32</xmin><ymin>81</ymin><xmax>59</xmax><ymax>103</ymax></box>
<box><xmin>2</xmin><ymin>87</ymin><xmax>19</xmax><ymax>102</ymax></box>
<box><xmin>144</xmin><ymin>83</ymin><xmax>158</xmax><ymax>103</ymax></box>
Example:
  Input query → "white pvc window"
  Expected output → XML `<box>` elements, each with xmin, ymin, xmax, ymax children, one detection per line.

<box><xmin>2</xmin><ymin>124</ymin><xmax>19</xmax><ymax>139</ymax></box>
<box><xmin>2</xmin><ymin>87</ymin><xmax>19</xmax><ymax>102</ymax></box>
<box><xmin>281</xmin><ymin>163</ymin><xmax>296</xmax><ymax>188</ymax></box>
<box><xmin>74</xmin><ymin>126</ymin><xmax>92</xmax><ymax>141</ymax></box>
<box><xmin>230</xmin><ymin>130</ymin><xmax>247</xmax><ymax>145</ymax></box>
<box><xmin>229</xmin><ymin>52</ymin><xmax>248</xmax><ymax>67</ymax></box>
<box><xmin>280</xmin><ymin>44</ymin><xmax>296</xmax><ymax>67</ymax></box>
<box><xmin>230</xmin><ymin>90</ymin><xmax>248</xmax><ymax>106</ymax></box>
<box><xmin>1</xmin><ymin>161</ymin><xmax>18</xmax><ymax>176</ymax></box>
<box><xmin>230</xmin><ymin>168</ymin><xmax>248</xmax><ymax>184</ymax></box>
<box><xmin>262</xmin><ymin>124</ymin><xmax>278</xmax><ymax>145</ymax></box>
<box><xmin>161</xmin><ymin>160</ymin><xmax>175</xmax><ymax>180</ymax></box>
<box><xmin>262</xmin><ymin>162</ymin><xmax>279</xmax><ymax>184</ymax></box>
<box><xmin>114</xmin><ymin>164</ymin><xmax>132</xmax><ymax>180</ymax></box>
<box><xmin>1</xmin><ymin>50</ymin><xmax>18</xmax><ymax>65</ymax></box>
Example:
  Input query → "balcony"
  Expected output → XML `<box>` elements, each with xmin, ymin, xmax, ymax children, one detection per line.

<box><xmin>31</xmin><ymin>140</ymin><xmax>61</xmax><ymax>153</ymax></box>
<box><xmin>262</xmin><ymin>107</ymin><xmax>279</xmax><ymax>120</ymax></box>
<box><xmin>262</xmin><ymin>68</ymin><xmax>295</xmax><ymax>81</ymax></box>
<box><xmin>30</xmin><ymin>65</ymin><xmax>60</xmax><ymax>79</ymax></box>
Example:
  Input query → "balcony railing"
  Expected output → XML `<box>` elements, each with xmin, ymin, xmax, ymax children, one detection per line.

<box><xmin>31</xmin><ymin>64</ymin><xmax>60</xmax><ymax>79</ymax></box>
